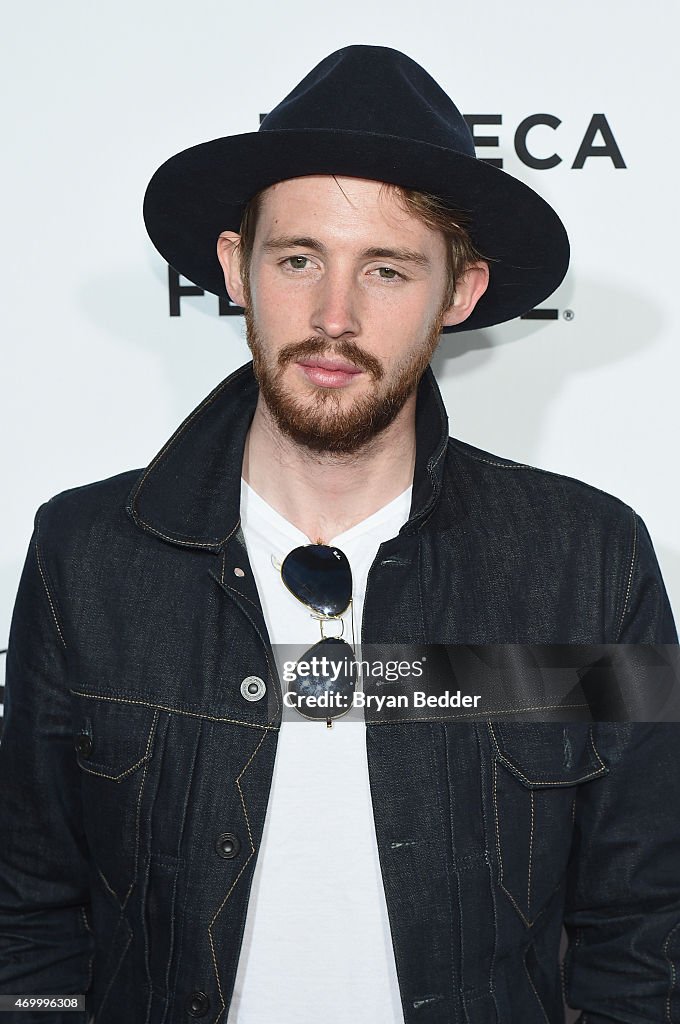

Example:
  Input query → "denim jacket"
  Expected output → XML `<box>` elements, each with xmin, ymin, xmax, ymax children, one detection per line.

<box><xmin>1</xmin><ymin>360</ymin><xmax>678</xmax><ymax>1024</ymax></box>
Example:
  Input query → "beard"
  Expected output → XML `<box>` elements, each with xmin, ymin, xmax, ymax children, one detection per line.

<box><xmin>244</xmin><ymin>305</ymin><xmax>445</xmax><ymax>456</ymax></box>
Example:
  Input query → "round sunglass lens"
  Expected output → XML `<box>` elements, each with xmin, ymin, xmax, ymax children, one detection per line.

<box><xmin>286</xmin><ymin>637</ymin><xmax>356</xmax><ymax>720</ymax></box>
<box><xmin>281</xmin><ymin>545</ymin><xmax>352</xmax><ymax>617</ymax></box>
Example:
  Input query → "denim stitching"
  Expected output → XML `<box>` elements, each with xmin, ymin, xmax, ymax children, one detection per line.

<box><xmin>475</xmin><ymin>725</ymin><xmax>500</xmax><ymax>1018</ymax></box>
<box><xmin>461</xmin><ymin>454</ymin><xmax>534</xmax><ymax>470</ymax></box>
<box><xmin>34</xmin><ymin>523</ymin><xmax>67</xmax><ymax>649</ymax></box>
<box><xmin>561</xmin><ymin>927</ymin><xmax>580</xmax><ymax>1011</ymax></box>
<box><xmin>130</xmin><ymin>366</ymin><xmax>250</xmax><ymax>486</ymax></box>
<box><xmin>97</xmin><ymin>929</ymin><xmax>133</xmax><ymax>1019</ymax></box>
<box><xmin>221</xmin><ymin>584</ymin><xmax>282</xmax><ymax>729</ymax></box>
<box><xmin>262</xmin><ymin>641</ymin><xmax>281</xmax><ymax>727</ymax></box>
<box><xmin>143</xmin><ymin>837</ymin><xmax>153</xmax><ymax>1024</ymax></box>
<box><xmin>96</xmin><ymin>864</ymin><xmax>122</xmax><ymax>911</ymax></box>
<box><xmin>166</xmin><ymin>719</ymin><xmax>203</xmax><ymax>1022</ymax></box>
<box><xmin>128</xmin><ymin>365</ymin><xmax>251</xmax><ymax>545</ymax></box>
<box><xmin>449</xmin><ymin>437</ymin><xmax>613</xmax><ymax>482</ymax></box>
<box><xmin>492</xmin><ymin>759</ymin><xmax>532</xmax><ymax>929</ymax></box>
<box><xmin>449</xmin><ymin>443</ymin><xmax>534</xmax><ymax>471</ymax></box>
<box><xmin>219</xmin><ymin>525</ymin><xmax>243</xmax><ymax>585</ymax></box>
<box><xmin>437</xmin><ymin>726</ymin><xmax>463</xmax><ymax>1021</ymax></box>
<box><xmin>663</xmin><ymin>920</ymin><xmax>680</xmax><ymax>1022</ymax></box>
<box><xmin>492</xmin><ymin>761</ymin><xmax>569</xmax><ymax>931</ymax></box>
<box><xmin>523</xmin><ymin>946</ymin><xmax>550</xmax><ymax>1024</ymax></box>
<box><xmin>448</xmin><ymin>439</ymin><xmax>639</xmax><ymax>527</ymax></box>
<box><xmin>90</xmin><ymin>720</ymin><xmax>158</xmax><ymax>916</ymax></box>
<box><xmin>161</xmin><ymin>720</ymin><xmax>201</xmax><ymax>1023</ymax></box>
<box><xmin>76</xmin><ymin>711</ymin><xmax>158</xmax><ymax>782</ymax></box>
<box><xmin>208</xmin><ymin>730</ymin><xmax>271</xmax><ymax>1023</ymax></box>
<box><xmin>127</xmin><ymin>526</ymin><xmax>220</xmax><ymax>549</ymax></box>
<box><xmin>69</xmin><ymin>689</ymin><xmax>276</xmax><ymax>732</ymax></box>
<box><xmin>234</xmin><ymin>734</ymin><xmax>269</xmax><ymax>854</ymax></box>
<box><xmin>587</xmin><ymin>726</ymin><xmax>607</xmax><ymax>769</ymax></box>
<box><xmin>79</xmin><ymin>905</ymin><xmax>94</xmax><ymax>994</ymax></box>
<box><xmin>95</xmin><ymin>742</ymin><xmax>152</xmax><ymax>1017</ymax></box>
<box><xmin>415</xmin><ymin>538</ymin><xmax>426</xmax><ymax>642</ymax></box>
<box><xmin>615</xmin><ymin>510</ymin><xmax>638</xmax><ymax>642</ymax></box>
<box><xmin>139</xmin><ymin>713</ymin><xmax>167</xmax><ymax>1024</ymax></box>
<box><xmin>527</xmin><ymin>791</ymin><xmax>534</xmax><ymax>921</ymax></box>
<box><xmin>224</xmin><ymin>585</ymin><xmax>263</xmax><ymax>616</ymax></box>
<box><xmin>427</xmin><ymin>436</ymin><xmax>448</xmax><ymax>477</ymax></box>
<box><xmin>123</xmin><ymin>718</ymin><xmax>157</xmax><ymax>910</ymax></box>
<box><xmin>559</xmin><ymin>958</ymin><xmax>568</xmax><ymax>1011</ymax></box>
<box><xmin>211</xmin><ymin>551</ymin><xmax>282</xmax><ymax>728</ymax></box>
<box><xmin>365</xmin><ymin>702</ymin><xmax>590</xmax><ymax>726</ymax></box>
<box><xmin>487</xmin><ymin>722</ymin><xmax>607</xmax><ymax>787</ymax></box>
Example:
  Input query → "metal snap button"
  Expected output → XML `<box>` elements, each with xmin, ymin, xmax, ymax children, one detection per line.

<box><xmin>215</xmin><ymin>832</ymin><xmax>241</xmax><ymax>860</ymax></box>
<box><xmin>75</xmin><ymin>733</ymin><xmax>92</xmax><ymax>758</ymax></box>
<box><xmin>185</xmin><ymin>990</ymin><xmax>210</xmax><ymax>1017</ymax></box>
<box><xmin>240</xmin><ymin>676</ymin><xmax>266</xmax><ymax>702</ymax></box>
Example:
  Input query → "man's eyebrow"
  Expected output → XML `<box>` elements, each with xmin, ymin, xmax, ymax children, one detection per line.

<box><xmin>261</xmin><ymin>237</ymin><xmax>431</xmax><ymax>268</ymax></box>
<box><xmin>360</xmin><ymin>247</ymin><xmax>431</xmax><ymax>268</ymax></box>
<box><xmin>261</xmin><ymin>236</ymin><xmax>328</xmax><ymax>255</ymax></box>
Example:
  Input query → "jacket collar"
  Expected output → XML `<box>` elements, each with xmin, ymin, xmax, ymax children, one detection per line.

<box><xmin>126</xmin><ymin>360</ymin><xmax>449</xmax><ymax>551</ymax></box>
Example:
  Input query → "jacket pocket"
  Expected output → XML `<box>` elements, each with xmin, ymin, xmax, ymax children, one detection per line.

<box><xmin>488</xmin><ymin>722</ymin><xmax>608</xmax><ymax>926</ymax></box>
<box><xmin>70</xmin><ymin>690</ymin><xmax>159</xmax><ymax>906</ymax></box>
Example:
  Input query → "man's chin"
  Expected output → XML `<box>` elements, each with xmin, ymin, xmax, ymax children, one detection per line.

<box><xmin>260</xmin><ymin>381</ymin><xmax>414</xmax><ymax>455</ymax></box>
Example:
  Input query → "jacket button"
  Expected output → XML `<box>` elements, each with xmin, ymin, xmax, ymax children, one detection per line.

<box><xmin>185</xmin><ymin>990</ymin><xmax>210</xmax><ymax>1017</ymax></box>
<box><xmin>75</xmin><ymin>733</ymin><xmax>92</xmax><ymax>758</ymax></box>
<box><xmin>215</xmin><ymin>832</ymin><xmax>241</xmax><ymax>859</ymax></box>
<box><xmin>240</xmin><ymin>676</ymin><xmax>266</xmax><ymax>701</ymax></box>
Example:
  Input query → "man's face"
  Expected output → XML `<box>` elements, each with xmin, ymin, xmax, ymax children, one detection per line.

<box><xmin>219</xmin><ymin>175</ymin><xmax>482</xmax><ymax>454</ymax></box>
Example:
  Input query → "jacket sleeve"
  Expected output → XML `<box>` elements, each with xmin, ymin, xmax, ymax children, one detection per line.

<box><xmin>562</xmin><ymin>511</ymin><xmax>680</xmax><ymax>1021</ymax></box>
<box><xmin>614</xmin><ymin>511</ymin><xmax>677</xmax><ymax>644</ymax></box>
<box><xmin>0</xmin><ymin>501</ymin><xmax>93</xmax><ymax>1022</ymax></box>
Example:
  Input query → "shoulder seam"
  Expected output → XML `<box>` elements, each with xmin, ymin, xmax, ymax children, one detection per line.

<box><xmin>446</xmin><ymin>438</ymin><xmax>631</xmax><ymax>509</ymax></box>
<box><xmin>614</xmin><ymin>509</ymin><xmax>638</xmax><ymax>643</ymax></box>
<box><xmin>35</xmin><ymin>504</ymin><xmax>67</xmax><ymax>651</ymax></box>
<box><xmin>447</xmin><ymin>437</ymin><xmax>534</xmax><ymax>471</ymax></box>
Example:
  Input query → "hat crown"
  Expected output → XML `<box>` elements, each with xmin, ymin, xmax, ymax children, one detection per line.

<box><xmin>143</xmin><ymin>44</ymin><xmax>569</xmax><ymax>332</ymax></box>
<box><xmin>259</xmin><ymin>45</ymin><xmax>476</xmax><ymax>157</ymax></box>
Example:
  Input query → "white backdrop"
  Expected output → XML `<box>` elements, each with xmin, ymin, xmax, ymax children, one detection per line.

<box><xmin>3</xmin><ymin>1</ymin><xmax>679</xmax><ymax>660</ymax></box>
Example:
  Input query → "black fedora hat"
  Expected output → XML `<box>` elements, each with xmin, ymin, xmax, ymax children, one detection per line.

<box><xmin>143</xmin><ymin>45</ymin><xmax>569</xmax><ymax>333</ymax></box>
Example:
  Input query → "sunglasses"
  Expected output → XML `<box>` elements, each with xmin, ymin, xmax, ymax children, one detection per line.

<box><xmin>279</xmin><ymin>543</ymin><xmax>357</xmax><ymax>725</ymax></box>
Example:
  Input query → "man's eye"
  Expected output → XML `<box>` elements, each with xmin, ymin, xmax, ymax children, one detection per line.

<box><xmin>286</xmin><ymin>256</ymin><xmax>310</xmax><ymax>270</ymax></box>
<box><xmin>376</xmin><ymin>267</ymin><xmax>400</xmax><ymax>280</ymax></box>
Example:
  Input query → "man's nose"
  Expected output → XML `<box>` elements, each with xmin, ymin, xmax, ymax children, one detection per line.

<box><xmin>311</xmin><ymin>269</ymin><xmax>360</xmax><ymax>339</ymax></box>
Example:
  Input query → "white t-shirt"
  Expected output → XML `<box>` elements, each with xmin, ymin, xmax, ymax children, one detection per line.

<box><xmin>227</xmin><ymin>479</ymin><xmax>412</xmax><ymax>1023</ymax></box>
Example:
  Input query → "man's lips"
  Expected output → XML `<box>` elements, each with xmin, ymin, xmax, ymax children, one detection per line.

<box><xmin>297</xmin><ymin>356</ymin><xmax>363</xmax><ymax>374</ymax></box>
<box><xmin>295</xmin><ymin>356</ymin><xmax>364</xmax><ymax>388</ymax></box>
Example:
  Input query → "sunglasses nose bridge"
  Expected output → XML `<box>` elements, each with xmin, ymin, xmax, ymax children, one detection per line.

<box><xmin>318</xmin><ymin>614</ymin><xmax>346</xmax><ymax>640</ymax></box>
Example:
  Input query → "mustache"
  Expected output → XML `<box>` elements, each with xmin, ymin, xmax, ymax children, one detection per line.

<box><xmin>276</xmin><ymin>337</ymin><xmax>384</xmax><ymax>381</ymax></box>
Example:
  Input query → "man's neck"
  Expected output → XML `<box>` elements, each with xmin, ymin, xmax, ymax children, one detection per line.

<box><xmin>241</xmin><ymin>394</ymin><xmax>416</xmax><ymax>544</ymax></box>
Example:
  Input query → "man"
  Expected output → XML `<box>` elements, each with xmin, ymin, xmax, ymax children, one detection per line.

<box><xmin>0</xmin><ymin>44</ymin><xmax>678</xmax><ymax>1024</ymax></box>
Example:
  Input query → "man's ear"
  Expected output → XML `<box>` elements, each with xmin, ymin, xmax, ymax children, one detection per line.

<box><xmin>441</xmin><ymin>261</ymin><xmax>490</xmax><ymax>328</ymax></box>
<box><xmin>217</xmin><ymin>231</ymin><xmax>247</xmax><ymax>307</ymax></box>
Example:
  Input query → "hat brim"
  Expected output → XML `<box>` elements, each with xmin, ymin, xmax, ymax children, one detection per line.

<box><xmin>143</xmin><ymin>129</ymin><xmax>569</xmax><ymax>334</ymax></box>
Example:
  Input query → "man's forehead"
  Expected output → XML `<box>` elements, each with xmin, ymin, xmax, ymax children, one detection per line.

<box><xmin>260</xmin><ymin>175</ymin><xmax>391</xmax><ymax>208</ymax></box>
<box><xmin>254</xmin><ymin>175</ymin><xmax>442</xmax><ymax>244</ymax></box>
